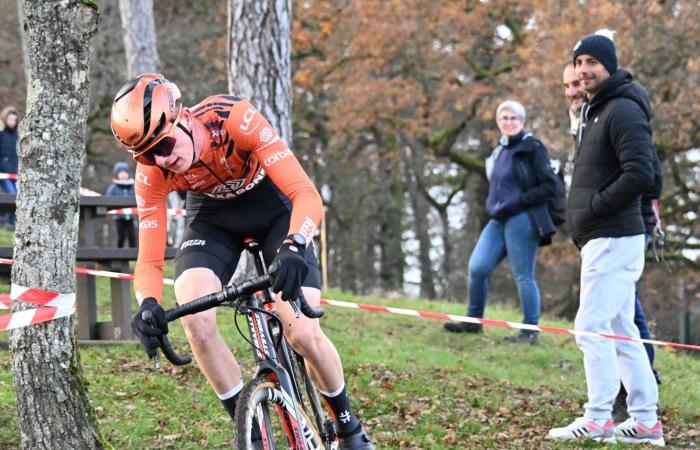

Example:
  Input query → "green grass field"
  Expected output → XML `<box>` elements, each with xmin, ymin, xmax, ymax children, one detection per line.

<box><xmin>1</xmin><ymin>227</ymin><xmax>698</xmax><ymax>448</ymax></box>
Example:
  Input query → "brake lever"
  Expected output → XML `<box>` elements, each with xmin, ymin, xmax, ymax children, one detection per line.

<box><xmin>291</xmin><ymin>296</ymin><xmax>302</xmax><ymax>319</ymax></box>
<box><xmin>141</xmin><ymin>310</ymin><xmax>162</xmax><ymax>370</ymax></box>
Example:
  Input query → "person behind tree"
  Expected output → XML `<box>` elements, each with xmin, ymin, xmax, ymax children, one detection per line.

<box><xmin>106</xmin><ymin>161</ymin><xmax>136</xmax><ymax>248</ymax></box>
<box><xmin>0</xmin><ymin>106</ymin><xmax>19</xmax><ymax>230</ymax></box>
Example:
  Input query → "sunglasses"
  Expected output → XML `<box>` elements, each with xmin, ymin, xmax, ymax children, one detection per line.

<box><xmin>132</xmin><ymin>107</ymin><xmax>184</xmax><ymax>166</ymax></box>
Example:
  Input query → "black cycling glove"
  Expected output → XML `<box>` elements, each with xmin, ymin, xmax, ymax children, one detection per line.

<box><xmin>131</xmin><ymin>297</ymin><xmax>168</xmax><ymax>358</ymax></box>
<box><xmin>270</xmin><ymin>242</ymin><xmax>309</xmax><ymax>301</ymax></box>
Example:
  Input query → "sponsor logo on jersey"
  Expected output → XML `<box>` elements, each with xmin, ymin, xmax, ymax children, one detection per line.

<box><xmin>136</xmin><ymin>172</ymin><xmax>152</xmax><ymax>186</ymax></box>
<box><xmin>191</xmin><ymin>180</ymin><xmax>206</xmax><ymax>189</ymax></box>
<box><xmin>137</xmin><ymin>205</ymin><xmax>158</xmax><ymax>214</ymax></box>
<box><xmin>299</xmin><ymin>217</ymin><xmax>317</xmax><ymax>241</ymax></box>
<box><xmin>263</xmin><ymin>149</ymin><xmax>293</xmax><ymax>167</ymax></box>
<box><xmin>135</xmin><ymin>194</ymin><xmax>145</xmax><ymax>207</ymax></box>
<box><xmin>204</xmin><ymin>170</ymin><xmax>266</xmax><ymax>200</ymax></box>
<box><xmin>139</xmin><ymin>219</ymin><xmax>158</xmax><ymax>229</ymax></box>
<box><xmin>180</xmin><ymin>239</ymin><xmax>206</xmax><ymax>250</ymax></box>
<box><xmin>240</xmin><ymin>107</ymin><xmax>257</xmax><ymax>132</ymax></box>
<box><xmin>210</xmin><ymin>179</ymin><xmax>246</xmax><ymax>196</ymax></box>
<box><xmin>259</xmin><ymin>127</ymin><xmax>273</xmax><ymax>142</ymax></box>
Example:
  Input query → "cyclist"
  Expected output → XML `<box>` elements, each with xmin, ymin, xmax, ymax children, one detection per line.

<box><xmin>110</xmin><ymin>73</ymin><xmax>373</xmax><ymax>450</ymax></box>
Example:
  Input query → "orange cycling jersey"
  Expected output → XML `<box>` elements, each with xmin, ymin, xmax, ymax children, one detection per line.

<box><xmin>134</xmin><ymin>95</ymin><xmax>323</xmax><ymax>302</ymax></box>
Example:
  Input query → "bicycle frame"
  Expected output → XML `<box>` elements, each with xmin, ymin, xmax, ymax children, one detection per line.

<box><xmin>150</xmin><ymin>239</ymin><xmax>335</xmax><ymax>449</ymax></box>
<box><xmin>241</xmin><ymin>240</ymin><xmax>316</xmax><ymax>448</ymax></box>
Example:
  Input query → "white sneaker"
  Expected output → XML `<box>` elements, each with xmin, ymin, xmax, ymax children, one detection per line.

<box><xmin>547</xmin><ymin>417</ymin><xmax>615</xmax><ymax>443</ymax></box>
<box><xmin>614</xmin><ymin>417</ymin><xmax>665</xmax><ymax>446</ymax></box>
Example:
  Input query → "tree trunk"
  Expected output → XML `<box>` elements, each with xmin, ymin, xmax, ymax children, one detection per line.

<box><xmin>402</xmin><ymin>146</ymin><xmax>436</xmax><ymax>299</ymax></box>
<box><xmin>377</xmin><ymin>158</ymin><xmax>405</xmax><ymax>293</ymax></box>
<box><xmin>10</xmin><ymin>2</ymin><xmax>101</xmax><ymax>449</ymax></box>
<box><xmin>118</xmin><ymin>0</ymin><xmax>159</xmax><ymax>77</ymax></box>
<box><xmin>227</xmin><ymin>0</ymin><xmax>292</xmax><ymax>143</ymax></box>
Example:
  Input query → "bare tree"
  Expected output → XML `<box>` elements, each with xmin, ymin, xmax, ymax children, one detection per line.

<box><xmin>118</xmin><ymin>0</ymin><xmax>159</xmax><ymax>77</ymax></box>
<box><xmin>227</xmin><ymin>0</ymin><xmax>292</xmax><ymax>142</ymax></box>
<box><xmin>10</xmin><ymin>1</ymin><xmax>102</xmax><ymax>448</ymax></box>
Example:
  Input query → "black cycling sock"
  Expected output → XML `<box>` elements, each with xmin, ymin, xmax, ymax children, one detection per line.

<box><xmin>321</xmin><ymin>385</ymin><xmax>361</xmax><ymax>437</ymax></box>
<box><xmin>220</xmin><ymin>395</ymin><xmax>238</xmax><ymax>421</ymax></box>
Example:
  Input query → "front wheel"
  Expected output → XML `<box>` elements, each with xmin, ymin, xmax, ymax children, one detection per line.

<box><xmin>235</xmin><ymin>376</ymin><xmax>324</xmax><ymax>450</ymax></box>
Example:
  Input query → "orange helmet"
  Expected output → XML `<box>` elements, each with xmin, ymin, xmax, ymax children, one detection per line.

<box><xmin>110</xmin><ymin>73</ymin><xmax>183</xmax><ymax>162</ymax></box>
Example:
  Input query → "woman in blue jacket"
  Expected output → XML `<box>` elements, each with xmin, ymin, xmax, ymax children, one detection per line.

<box><xmin>444</xmin><ymin>100</ymin><xmax>556</xmax><ymax>344</ymax></box>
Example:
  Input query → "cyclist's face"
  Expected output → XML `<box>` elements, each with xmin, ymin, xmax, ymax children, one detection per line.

<box><xmin>153</xmin><ymin>122</ymin><xmax>195</xmax><ymax>173</ymax></box>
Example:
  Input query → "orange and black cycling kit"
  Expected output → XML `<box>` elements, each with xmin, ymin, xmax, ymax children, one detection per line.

<box><xmin>133</xmin><ymin>95</ymin><xmax>323</xmax><ymax>302</ymax></box>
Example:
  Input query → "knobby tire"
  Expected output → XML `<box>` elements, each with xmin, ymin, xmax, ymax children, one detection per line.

<box><xmin>235</xmin><ymin>376</ymin><xmax>324</xmax><ymax>450</ymax></box>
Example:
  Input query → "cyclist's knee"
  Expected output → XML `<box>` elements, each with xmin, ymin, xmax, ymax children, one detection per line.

<box><xmin>175</xmin><ymin>267</ymin><xmax>221</xmax><ymax>302</ymax></box>
<box><xmin>285</xmin><ymin>322</ymin><xmax>325</xmax><ymax>357</ymax></box>
<box><xmin>182</xmin><ymin>310</ymin><xmax>219</xmax><ymax>347</ymax></box>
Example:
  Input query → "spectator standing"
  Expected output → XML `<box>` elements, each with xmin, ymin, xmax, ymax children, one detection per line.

<box><xmin>106</xmin><ymin>162</ymin><xmax>136</xmax><ymax>247</ymax></box>
<box><xmin>0</xmin><ymin>106</ymin><xmax>19</xmax><ymax>230</ymax></box>
<box><xmin>548</xmin><ymin>34</ymin><xmax>664</xmax><ymax>446</ymax></box>
<box><xmin>443</xmin><ymin>100</ymin><xmax>557</xmax><ymax>344</ymax></box>
<box><xmin>563</xmin><ymin>58</ymin><xmax>662</xmax><ymax>424</ymax></box>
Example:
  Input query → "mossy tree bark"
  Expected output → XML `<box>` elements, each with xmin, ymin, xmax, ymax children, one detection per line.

<box><xmin>10</xmin><ymin>1</ymin><xmax>102</xmax><ymax>448</ymax></box>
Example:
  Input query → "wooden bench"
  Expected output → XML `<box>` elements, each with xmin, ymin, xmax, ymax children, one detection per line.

<box><xmin>0</xmin><ymin>193</ymin><xmax>178</xmax><ymax>341</ymax></box>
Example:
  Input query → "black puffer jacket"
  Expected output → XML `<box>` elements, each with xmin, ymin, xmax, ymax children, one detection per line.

<box><xmin>567</xmin><ymin>70</ymin><xmax>654</xmax><ymax>248</ymax></box>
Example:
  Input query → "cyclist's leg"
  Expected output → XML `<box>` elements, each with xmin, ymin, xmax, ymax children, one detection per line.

<box><xmin>262</xmin><ymin>232</ymin><xmax>368</xmax><ymax>441</ymax></box>
<box><xmin>174</xmin><ymin>223</ymin><xmax>244</xmax><ymax>417</ymax></box>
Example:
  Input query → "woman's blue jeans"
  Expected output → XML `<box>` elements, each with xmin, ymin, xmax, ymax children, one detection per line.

<box><xmin>467</xmin><ymin>211</ymin><xmax>541</xmax><ymax>328</ymax></box>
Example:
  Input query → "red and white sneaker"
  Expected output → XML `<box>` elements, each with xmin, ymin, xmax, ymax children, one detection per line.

<box><xmin>547</xmin><ymin>417</ymin><xmax>616</xmax><ymax>443</ymax></box>
<box><xmin>614</xmin><ymin>417</ymin><xmax>665</xmax><ymax>447</ymax></box>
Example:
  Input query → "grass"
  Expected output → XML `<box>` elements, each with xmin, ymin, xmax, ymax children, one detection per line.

<box><xmin>1</xmin><ymin>287</ymin><xmax>699</xmax><ymax>449</ymax></box>
<box><xmin>1</xmin><ymin>228</ymin><xmax>699</xmax><ymax>448</ymax></box>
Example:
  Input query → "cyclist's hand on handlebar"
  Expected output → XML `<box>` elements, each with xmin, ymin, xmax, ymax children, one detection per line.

<box><xmin>132</xmin><ymin>298</ymin><xmax>169</xmax><ymax>358</ymax></box>
<box><xmin>270</xmin><ymin>242</ymin><xmax>309</xmax><ymax>302</ymax></box>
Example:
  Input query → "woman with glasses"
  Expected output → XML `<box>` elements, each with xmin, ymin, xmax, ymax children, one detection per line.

<box><xmin>444</xmin><ymin>100</ymin><xmax>557</xmax><ymax>345</ymax></box>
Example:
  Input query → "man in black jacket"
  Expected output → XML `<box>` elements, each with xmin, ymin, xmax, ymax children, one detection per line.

<box><xmin>563</xmin><ymin>58</ymin><xmax>663</xmax><ymax>424</ymax></box>
<box><xmin>548</xmin><ymin>34</ymin><xmax>664</xmax><ymax>447</ymax></box>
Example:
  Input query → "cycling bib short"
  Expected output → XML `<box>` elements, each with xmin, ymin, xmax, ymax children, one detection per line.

<box><xmin>174</xmin><ymin>177</ymin><xmax>321</xmax><ymax>289</ymax></box>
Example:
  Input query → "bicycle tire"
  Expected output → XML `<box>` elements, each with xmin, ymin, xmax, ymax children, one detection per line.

<box><xmin>235</xmin><ymin>376</ymin><xmax>324</xmax><ymax>450</ymax></box>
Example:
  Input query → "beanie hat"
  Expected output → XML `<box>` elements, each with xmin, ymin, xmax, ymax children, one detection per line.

<box><xmin>113</xmin><ymin>161</ymin><xmax>131</xmax><ymax>178</ymax></box>
<box><xmin>572</xmin><ymin>34</ymin><xmax>617</xmax><ymax>75</ymax></box>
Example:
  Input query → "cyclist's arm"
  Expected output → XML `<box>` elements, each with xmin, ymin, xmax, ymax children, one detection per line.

<box><xmin>229</xmin><ymin>101</ymin><xmax>323</xmax><ymax>243</ymax></box>
<box><xmin>133</xmin><ymin>165</ymin><xmax>171</xmax><ymax>303</ymax></box>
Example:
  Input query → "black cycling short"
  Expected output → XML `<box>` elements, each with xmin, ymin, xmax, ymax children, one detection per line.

<box><xmin>174</xmin><ymin>178</ymin><xmax>321</xmax><ymax>289</ymax></box>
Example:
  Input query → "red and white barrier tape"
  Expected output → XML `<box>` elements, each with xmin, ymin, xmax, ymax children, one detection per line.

<box><xmin>318</xmin><ymin>299</ymin><xmax>700</xmax><ymax>352</ymax></box>
<box><xmin>107</xmin><ymin>208</ymin><xmax>186</xmax><ymax>217</ymax></box>
<box><xmin>0</xmin><ymin>285</ymin><xmax>76</xmax><ymax>332</ymax></box>
<box><xmin>0</xmin><ymin>258</ymin><xmax>173</xmax><ymax>310</ymax></box>
<box><xmin>1</xmin><ymin>259</ymin><xmax>697</xmax><ymax>351</ymax></box>
<box><xmin>0</xmin><ymin>172</ymin><xmax>17</xmax><ymax>181</ymax></box>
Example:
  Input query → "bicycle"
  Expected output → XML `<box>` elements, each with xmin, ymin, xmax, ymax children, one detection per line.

<box><xmin>143</xmin><ymin>239</ymin><xmax>339</xmax><ymax>450</ymax></box>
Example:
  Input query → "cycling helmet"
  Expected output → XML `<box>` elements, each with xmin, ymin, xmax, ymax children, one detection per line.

<box><xmin>110</xmin><ymin>73</ymin><xmax>183</xmax><ymax>161</ymax></box>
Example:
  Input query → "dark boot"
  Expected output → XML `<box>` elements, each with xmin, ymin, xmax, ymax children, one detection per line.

<box><xmin>503</xmin><ymin>331</ymin><xmax>539</xmax><ymax>345</ymax></box>
<box><xmin>443</xmin><ymin>321</ymin><xmax>483</xmax><ymax>333</ymax></box>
